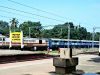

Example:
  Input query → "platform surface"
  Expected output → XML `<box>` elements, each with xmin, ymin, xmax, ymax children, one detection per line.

<box><xmin>0</xmin><ymin>49</ymin><xmax>44</xmax><ymax>56</ymax></box>
<box><xmin>0</xmin><ymin>54</ymin><xmax>100</xmax><ymax>75</ymax></box>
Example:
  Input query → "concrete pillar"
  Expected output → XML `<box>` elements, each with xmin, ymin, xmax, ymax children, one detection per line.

<box><xmin>53</xmin><ymin>48</ymin><xmax>78</xmax><ymax>74</ymax></box>
<box><xmin>60</xmin><ymin>48</ymin><xmax>72</xmax><ymax>58</ymax></box>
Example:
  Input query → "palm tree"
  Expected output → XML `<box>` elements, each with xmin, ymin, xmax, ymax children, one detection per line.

<box><xmin>10</xmin><ymin>18</ymin><xmax>18</xmax><ymax>31</ymax></box>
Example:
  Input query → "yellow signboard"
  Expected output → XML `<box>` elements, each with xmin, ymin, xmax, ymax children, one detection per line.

<box><xmin>10</xmin><ymin>32</ymin><xmax>22</xmax><ymax>43</ymax></box>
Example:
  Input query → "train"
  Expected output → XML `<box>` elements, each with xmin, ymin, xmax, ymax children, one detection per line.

<box><xmin>49</xmin><ymin>38</ymin><xmax>99</xmax><ymax>49</ymax></box>
<box><xmin>0</xmin><ymin>36</ymin><xmax>48</xmax><ymax>50</ymax></box>
<box><xmin>0</xmin><ymin>34</ymin><xmax>99</xmax><ymax>50</ymax></box>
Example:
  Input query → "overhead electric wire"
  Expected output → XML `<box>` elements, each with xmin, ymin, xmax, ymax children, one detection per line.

<box><xmin>0</xmin><ymin>15</ymin><xmax>53</xmax><ymax>27</ymax></box>
<box><xmin>0</xmin><ymin>10</ymin><xmax>64</xmax><ymax>27</ymax></box>
<box><xmin>0</xmin><ymin>5</ymin><xmax>65</xmax><ymax>23</ymax></box>
<box><xmin>0</xmin><ymin>15</ymin><xmax>70</xmax><ymax>29</ymax></box>
<box><xmin>0</xmin><ymin>9</ymin><xmax>40</xmax><ymax>20</ymax></box>
<box><xmin>0</xmin><ymin>15</ymin><xmax>13</xmax><ymax>19</ymax></box>
<box><xmin>0</xmin><ymin>15</ymin><xmax>62</xmax><ymax>27</ymax></box>
<box><xmin>8</xmin><ymin>0</ymin><xmax>67</xmax><ymax>20</ymax></box>
<box><xmin>0</xmin><ymin>14</ymin><xmax>25</xmax><ymax>21</ymax></box>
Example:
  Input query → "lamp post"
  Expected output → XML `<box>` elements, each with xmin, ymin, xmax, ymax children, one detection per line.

<box><xmin>92</xmin><ymin>27</ymin><xmax>100</xmax><ymax>56</ymax></box>
<box><xmin>99</xmin><ymin>37</ymin><xmax>100</xmax><ymax>56</ymax></box>
<box><xmin>92</xmin><ymin>27</ymin><xmax>100</xmax><ymax>48</ymax></box>
<box><xmin>29</xmin><ymin>27</ymin><xmax>31</xmax><ymax>38</ymax></box>
<box><xmin>92</xmin><ymin>27</ymin><xmax>95</xmax><ymax>49</ymax></box>
<box><xmin>60</xmin><ymin>27</ymin><xmax>62</xmax><ymax>39</ymax></box>
<box><xmin>28</xmin><ymin>26</ymin><xmax>41</xmax><ymax>38</ymax></box>
<box><xmin>68</xmin><ymin>23</ymin><xmax>70</xmax><ymax>49</ymax></box>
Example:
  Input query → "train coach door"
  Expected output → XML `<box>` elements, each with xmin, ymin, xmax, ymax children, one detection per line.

<box><xmin>39</xmin><ymin>40</ymin><xmax>42</xmax><ymax>44</ymax></box>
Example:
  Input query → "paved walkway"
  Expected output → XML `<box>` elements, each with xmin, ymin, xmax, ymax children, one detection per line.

<box><xmin>0</xmin><ymin>54</ymin><xmax>100</xmax><ymax>75</ymax></box>
<box><xmin>76</xmin><ymin>54</ymin><xmax>100</xmax><ymax>73</ymax></box>
<box><xmin>0</xmin><ymin>58</ymin><xmax>54</xmax><ymax>75</ymax></box>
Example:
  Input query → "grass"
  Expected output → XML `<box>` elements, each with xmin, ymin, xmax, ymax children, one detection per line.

<box><xmin>32</xmin><ymin>50</ymin><xmax>59</xmax><ymax>55</ymax></box>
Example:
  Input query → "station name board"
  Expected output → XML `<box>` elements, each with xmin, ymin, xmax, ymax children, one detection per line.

<box><xmin>10</xmin><ymin>32</ymin><xmax>22</xmax><ymax>43</ymax></box>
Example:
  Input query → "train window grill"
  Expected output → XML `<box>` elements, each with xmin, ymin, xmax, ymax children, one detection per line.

<box><xmin>56</xmin><ymin>42</ymin><xmax>59</xmax><ymax>45</ymax></box>
<box><xmin>64</xmin><ymin>42</ymin><xmax>68</xmax><ymax>45</ymax></box>
<box><xmin>0</xmin><ymin>38</ymin><xmax>2</xmax><ymax>41</ymax></box>
<box><xmin>46</xmin><ymin>40</ymin><xmax>48</xmax><ymax>42</ymax></box>
<box><xmin>74</xmin><ymin>43</ymin><xmax>77</xmax><ymax>45</ymax></box>
<box><xmin>53</xmin><ymin>42</ymin><xmax>58</xmax><ymax>45</ymax></box>
<box><xmin>58</xmin><ymin>41</ymin><xmax>63</xmax><ymax>45</ymax></box>
<box><xmin>71</xmin><ymin>43</ymin><xmax>75</xmax><ymax>45</ymax></box>
<box><xmin>31</xmin><ymin>40</ymin><xmax>36</xmax><ymax>42</ymax></box>
<box><xmin>24</xmin><ymin>39</ymin><xmax>36</xmax><ymax>42</ymax></box>
<box><xmin>54</xmin><ymin>40</ymin><xmax>58</xmax><ymax>43</ymax></box>
<box><xmin>52</xmin><ymin>42</ymin><xmax>54</xmax><ymax>45</ymax></box>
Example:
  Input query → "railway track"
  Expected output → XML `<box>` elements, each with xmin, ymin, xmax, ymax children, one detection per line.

<box><xmin>0</xmin><ymin>49</ymin><xmax>59</xmax><ymax>64</ymax></box>
<box><xmin>0</xmin><ymin>53</ymin><xmax>58</xmax><ymax>64</ymax></box>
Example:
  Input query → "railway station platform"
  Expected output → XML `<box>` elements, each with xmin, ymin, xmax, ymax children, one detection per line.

<box><xmin>0</xmin><ymin>49</ymin><xmax>50</xmax><ymax>64</ymax></box>
<box><xmin>0</xmin><ymin>49</ymin><xmax>45</xmax><ymax>56</ymax></box>
<box><xmin>0</xmin><ymin>54</ymin><xmax>100</xmax><ymax>75</ymax></box>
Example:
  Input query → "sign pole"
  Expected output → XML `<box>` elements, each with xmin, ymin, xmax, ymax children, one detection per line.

<box><xmin>21</xmin><ymin>31</ymin><xmax>24</xmax><ymax>49</ymax></box>
<box><xmin>10</xmin><ymin>31</ymin><xmax>24</xmax><ymax>49</ymax></box>
<box><xmin>9</xmin><ymin>30</ymin><xmax>12</xmax><ymax>48</ymax></box>
<box><xmin>99</xmin><ymin>37</ymin><xmax>100</xmax><ymax>56</ymax></box>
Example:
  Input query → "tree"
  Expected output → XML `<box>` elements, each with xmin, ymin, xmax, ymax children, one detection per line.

<box><xmin>78</xmin><ymin>27</ymin><xmax>87</xmax><ymax>40</ymax></box>
<box><xmin>42</xmin><ymin>22</ymin><xmax>75</xmax><ymax>39</ymax></box>
<box><xmin>42</xmin><ymin>29</ymin><xmax>52</xmax><ymax>38</ymax></box>
<box><xmin>10</xmin><ymin>18</ymin><xmax>19</xmax><ymax>32</ymax></box>
<box><xmin>19</xmin><ymin>21</ymin><xmax>42</xmax><ymax>37</ymax></box>
<box><xmin>0</xmin><ymin>20</ymin><xmax>9</xmax><ymax>35</ymax></box>
<box><xmin>86</xmin><ymin>32</ymin><xmax>92</xmax><ymax>40</ymax></box>
<box><xmin>95</xmin><ymin>32</ymin><xmax>100</xmax><ymax>41</ymax></box>
<box><xmin>52</xmin><ymin>24</ymin><xmax>62</xmax><ymax>38</ymax></box>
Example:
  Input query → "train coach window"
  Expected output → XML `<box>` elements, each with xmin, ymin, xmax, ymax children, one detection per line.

<box><xmin>0</xmin><ymin>38</ymin><xmax>5</xmax><ymax>41</ymax></box>
<box><xmin>39</xmin><ymin>40</ymin><xmax>42</xmax><ymax>44</ymax></box>
<box><xmin>46</xmin><ymin>40</ymin><xmax>48</xmax><ymax>42</ymax></box>
<box><xmin>0</xmin><ymin>38</ymin><xmax>2</xmax><ymax>41</ymax></box>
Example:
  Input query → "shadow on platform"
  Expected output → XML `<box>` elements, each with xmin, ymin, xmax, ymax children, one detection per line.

<box><xmin>88</xmin><ymin>57</ymin><xmax>100</xmax><ymax>63</ymax></box>
<box><xmin>0</xmin><ymin>54</ymin><xmax>55</xmax><ymax>64</ymax></box>
<box><xmin>49</xmin><ymin>69</ymin><xmax>85</xmax><ymax>75</ymax></box>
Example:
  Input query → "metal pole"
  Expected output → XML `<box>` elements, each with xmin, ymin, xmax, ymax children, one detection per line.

<box><xmin>92</xmin><ymin>27</ymin><xmax>100</xmax><ymax>55</ymax></box>
<box><xmin>68</xmin><ymin>23</ymin><xmax>70</xmax><ymax>49</ymax></box>
<box><xmin>60</xmin><ymin>27</ymin><xmax>62</xmax><ymax>39</ymax></box>
<box><xmin>21</xmin><ymin>31</ymin><xmax>24</xmax><ymax>49</ymax></box>
<box><xmin>13</xmin><ymin>21</ymin><xmax>15</xmax><ymax>32</ymax></box>
<box><xmin>99</xmin><ymin>37</ymin><xmax>100</xmax><ymax>53</ymax></box>
<box><xmin>9</xmin><ymin>30</ymin><xmax>12</xmax><ymax>48</ymax></box>
<box><xmin>92</xmin><ymin>27</ymin><xmax>95</xmax><ymax>49</ymax></box>
<box><xmin>29</xmin><ymin>27</ymin><xmax>31</xmax><ymax>38</ymax></box>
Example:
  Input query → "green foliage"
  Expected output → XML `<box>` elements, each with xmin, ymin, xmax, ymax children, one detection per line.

<box><xmin>86</xmin><ymin>32</ymin><xmax>92</xmax><ymax>40</ymax></box>
<box><xmin>42</xmin><ymin>29</ymin><xmax>52</xmax><ymax>38</ymax></box>
<box><xmin>78</xmin><ymin>27</ymin><xmax>87</xmax><ymax>40</ymax></box>
<box><xmin>95</xmin><ymin>32</ymin><xmax>100</xmax><ymax>41</ymax></box>
<box><xmin>44</xmin><ymin>22</ymin><xmax>89</xmax><ymax>40</ymax></box>
<box><xmin>0</xmin><ymin>20</ymin><xmax>9</xmax><ymax>35</ymax></box>
<box><xmin>10</xmin><ymin>18</ymin><xmax>19</xmax><ymax>32</ymax></box>
<box><xmin>0</xmin><ymin>19</ymin><xmax>100</xmax><ymax>41</ymax></box>
<box><xmin>19</xmin><ymin>21</ymin><xmax>42</xmax><ymax>38</ymax></box>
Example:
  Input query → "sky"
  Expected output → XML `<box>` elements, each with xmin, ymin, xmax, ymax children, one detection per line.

<box><xmin>0</xmin><ymin>0</ymin><xmax>100</xmax><ymax>32</ymax></box>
